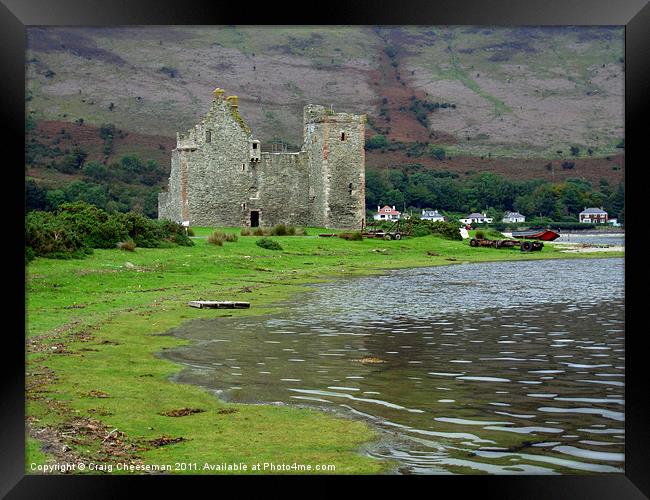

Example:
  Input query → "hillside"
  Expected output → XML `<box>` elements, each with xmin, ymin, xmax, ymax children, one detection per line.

<box><xmin>25</xmin><ymin>26</ymin><xmax>625</xmax><ymax>209</ymax></box>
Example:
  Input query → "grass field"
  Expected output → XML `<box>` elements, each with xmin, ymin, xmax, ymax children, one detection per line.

<box><xmin>25</xmin><ymin>228</ymin><xmax>623</xmax><ymax>474</ymax></box>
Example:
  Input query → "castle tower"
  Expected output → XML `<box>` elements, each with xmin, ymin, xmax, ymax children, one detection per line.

<box><xmin>303</xmin><ymin>105</ymin><xmax>366</xmax><ymax>229</ymax></box>
<box><xmin>159</xmin><ymin>91</ymin><xmax>366</xmax><ymax>230</ymax></box>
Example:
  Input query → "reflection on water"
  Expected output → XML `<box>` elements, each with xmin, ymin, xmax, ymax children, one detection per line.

<box><xmin>162</xmin><ymin>258</ymin><xmax>625</xmax><ymax>474</ymax></box>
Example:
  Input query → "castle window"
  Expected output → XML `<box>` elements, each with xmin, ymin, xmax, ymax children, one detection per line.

<box><xmin>348</xmin><ymin>183</ymin><xmax>353</xmax><ymax>195</ymax></box>
<box><xmin>206</xmin><ymin>130</ymin><xmax>211</xmax><ymax>143</ymax></box>
<box><xmin>252</xmin><ymin>142</ymin><xmax>258</xmax><ymax>150</ymax></box>
<box><xmin>340</xmin><ymin>132</ymin><xmax>345</xmax><ymax>141</ymax></box>
<box><xmin>242</xmin><ymin>164</ymin><xmax>246</xmax><ymax>171</ymax></box>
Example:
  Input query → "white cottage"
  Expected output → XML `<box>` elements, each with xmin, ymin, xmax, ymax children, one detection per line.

<box><xmin>459</xmin><ymin>212</ymin><xmax>493</xmax><ymax>224</ymax></box>
<box><xmin>374</xmin><ymin>205</ymin><xmax>401</xmax><ymax>221</ymax></box>
<box><xmin>421</xmin><ymin>209</ymin><xmax>445</xmax><ymax>222</ymax></box>
<box><xmin>502</xmin><ymin>211</ymin><xmax>526</xmax><ymax>223</ymax></box>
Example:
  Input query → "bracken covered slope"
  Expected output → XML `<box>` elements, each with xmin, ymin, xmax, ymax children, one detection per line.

<box><xmin>26</xmin><ymin>25</ymin><xmax>624</xmax><ymax>185</ymax></box>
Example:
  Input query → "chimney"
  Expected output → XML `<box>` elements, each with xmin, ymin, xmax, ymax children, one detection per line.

<box><xmin>213</xmin><ymin>88</ymin><xmax>225</xmax><ymax>100</ymax></box>
<box><xmin>377</xmin><ymin>205</ymin><xmax>380</xmax><ymax>212</ymax></box>
<box><xmin>392</xmin><ymin>206</ymin><xmax>396</xmax><ymax>210</ymax></box>
<box><xmin>226</xmin><ymin>95</ymin><xmax>239</xmax><ymax>108</ymax></box>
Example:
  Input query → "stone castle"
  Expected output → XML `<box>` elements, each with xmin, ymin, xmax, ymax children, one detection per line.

<box><xmin>158</xmin><ymin>88</ymin><xmax>366</xmax><ymax>229</ymax></box>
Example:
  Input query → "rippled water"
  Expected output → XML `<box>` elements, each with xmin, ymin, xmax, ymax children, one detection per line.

<box><xmin>553</xmin><ymin>232</ymin><xmax>624</xmax><ymax>246</ymax></box>
<box><xmin>162</xmin><ymin>258</ymin><xmax>625</xmax><ymax>474</ymax></box>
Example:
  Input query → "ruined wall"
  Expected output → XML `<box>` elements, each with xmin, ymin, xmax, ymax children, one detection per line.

<box><xmin>157</xmin><ymin>149</ymin><xmax>183</xmax><ymax>222</ymax></box>
<box><xmin>253</xmin><ymin>152</ymin><xmax>310</xmax><ymax>227</ymax></box>
<box><xmin>159</xmin><ymin>92</ymin><xmax>365</xmax><ymax>229</ymax></box>
<box><xmin>303</xmin><ymin>105</ymin><xmax>366</xmax><ymax>229</ymax></box>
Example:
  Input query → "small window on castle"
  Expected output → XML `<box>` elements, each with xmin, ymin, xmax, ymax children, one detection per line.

<box><xmin>348</xmin><ymin>182</ymin><xmax>353</xmax><ymax>195</ymax></box>
<box><xmin>206</xmin><ymin>130</ymin><xmax>211</xmax><ymax>143</ymax></box>
<box><xmin>341</xmin><ymin>132</ymin><xmax>345</xmax><ymax>141</ymax></box>
<box><xmin>242</xmin><ymin>164</ymin><xmax>246</xmax><ymax>171</ymax></box>
<box><xmin>252</xmin><ymin>142</ymin><xmax>258</xmax><ymax>150</ymax></box>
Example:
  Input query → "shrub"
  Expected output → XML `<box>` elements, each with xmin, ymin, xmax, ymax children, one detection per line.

<box><xmin>207</xmin><ymin>231</ymin><xmax>226</xmax><ymax>246</ymax></box>
<box><xmin>365</xmin><ymin>134</ymin><xmax>389</xmax><ymax>150</ymax></box>
<box><xmin>25</xmin><ymin>246</ymin><xmax>35</xmax><ymax>263</ymax></box>
<box><xmin>338</xmin><ymin>232</ymin><xmax>363</xmax><ymax>241</ymax></box>
<box><xmin>240</xmin><ymin>227</ymin><xmax>252</xmax><ymax>236</ymax></box>
<box><xmin>253</xmin><ymin>227</ymin><xmax>266</xmax><ymax>236</ymax></box>
<box><xmin>25</xmin><ymin>202</ymin><xmax>193</xmax><ymax>259</ymax></box>
<box><xmin>429</xmin><ymin>221</ymin><xmax>462</xmax><ymax>240</ymax></box>
<box><xmin>224</xmin><ymin>233</ymin><xmax>238</xmax><ymax>242</ymax></box>
<box><xmin>186</xmin><ymin>227</ymin><xmax>195</xmax><ymax>237</ymax></box>
<box><xmin>117</xmin><ymin>239</ymin><xmax>136</xmax><ymax>252</ymax></box>
<box><xmin>428</xmin><ymin>145</ymin><xmax>446</xmax><ymax>160</ymax></box>
<box><xmin>26</xmin><ymin>210</ymin><xmax>89</xmax><ymax>259</ymax></box>
<box><xmin>475</xmin><ymin>230</ymin><xmax>485</xmax><ymax>239</ymax></box>
<box><xmin>270</xmin><ymin>224</ymin><xmax>288</xmax><ymax>236</ymax></box>
<box><xmin>269</xmin><ymin>224</ymin><xmax>307</xmax><ymax>236</ymax></box>
<box><xmin>256</xmin><ymin>237</ymin><xmax>283</xmax><ymax>251</ymax></box>
<box><xmin>158</xmin><ymin>220</ymin><xmax>194</xmax><ymax>246</ymax></box>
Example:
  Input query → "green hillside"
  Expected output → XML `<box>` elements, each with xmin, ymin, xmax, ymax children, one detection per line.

<box><xmin>27</xmin><ymin>26</ymin><xmax>623</xmax><ymax>156</ymax></box>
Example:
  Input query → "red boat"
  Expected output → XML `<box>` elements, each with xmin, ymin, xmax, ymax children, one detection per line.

<box><xmin>511</xmin><ymin>228</ymin><xmax>560</xmax><ymax>241</ymax></box>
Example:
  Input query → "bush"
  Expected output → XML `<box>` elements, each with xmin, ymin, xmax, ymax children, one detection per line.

<box><xmin>256</xmin><ymin>237</ymin><xmax>283</xmax><ymax>251</ymax></box>
<box><xmin>253</xmin><ymin>227</ymin><xmax>266</xmax><ymax>236</ymax></box>
<box><xmin>26</xmin><ymin>202</ymin><xmax>193</xmax><ymax>259</ymax></box>
<box><xmin>240</xmin><ymin>227</ymin><xmax>252</xmax><ymax>236</ymax></box>
<box><xmin>207</xmin><ymin>232</ymin><xmax>225</xmax><ymax>246</ymax></box>
<box><xmin>25</xmin><ymin>246</ymin><xmax>35</xmax><ymax>263</ymax></box>
<box><xmin>186</xmin><ymin>227</ymin><xmax>195</xmax><ymax>237</ymax></box>
<box><xmin>475</xmin><ymin>230</ymin><xmax>485</xmax><ymax>239</ymax></box>
<box><xmin>338</xmin><ymin>232</ymin><xmax>363</xmax><ymax>241</ymax></box>
<box><xmin>270</xmin><ymin>224</ymin><xmax>289</xmax><ymax>236</ymax></box>
<box><xmin>428</xmin><ymin>221</ymin><xmax>462</xmax><ymax>240</ymax></box>
<box><xmin>26</xmin><ymin>210</ymin><xmax>89</xmax><ymax>259</ymax></box>
<box><xmin>208</xmin><ymin>231</ymin><xmax>238</xmax><ymax>245</ymax></box>
<box><xmin>269</xmin><ymin>224</ymin><xmax>304</xmax><ymax>236</ymax></box>
<box><xmin>365</xmin><ymin>134</ymin><xmax>389</xmax><ymax>150</ymax></box>
<box><xmin>117</xmin><ymin>239</ymin><xmax>136</xmax><ymax>251</ymax></box>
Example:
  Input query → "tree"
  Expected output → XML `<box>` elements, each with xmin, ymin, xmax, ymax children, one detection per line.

<box><xmin>427</xmin><ymin>145</ymin><xmax>446</xmax><ymax>160</ymax></box>
<box><xmin>609</xmin><ymin>183</ymin><xmax>624</xmax><ymax>218</ymax></box>
<box><xmin>365</xmin><ymin>134</ymin><xmax>389</xmax><ymax>150</ymax></box>
<box><xmin>384</xmin><ymin>189</ymin><xmax>405</xmax><ymax>208</ymax></box>
<box><xmin>26</xmin><ymin>180</ymin><xmax>48</xmax><ymax>211</ymax></box>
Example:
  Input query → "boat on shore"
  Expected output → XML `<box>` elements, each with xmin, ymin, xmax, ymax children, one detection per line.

<box><xmin>511</xmin><ymin>228</ymin><xmax>561</xmax><ymax>241</ymax></box>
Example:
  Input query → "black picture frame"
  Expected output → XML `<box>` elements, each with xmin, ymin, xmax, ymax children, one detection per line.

<box><xmin>3</xmin><ymin>0</ymin><xmax>648</xmax><ymax>497</ymax></box>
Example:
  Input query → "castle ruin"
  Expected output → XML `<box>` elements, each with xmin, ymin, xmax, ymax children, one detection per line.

<box><xmin>158</xmin><ymin>88</ymin><xmax>366</xmax><ymax>229</ymax></box>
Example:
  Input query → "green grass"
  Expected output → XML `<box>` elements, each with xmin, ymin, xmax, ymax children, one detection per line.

<box><xmin>25</xmin><ymin>229</ymin><xmax>623</xmax><ymax>474</ymax></box>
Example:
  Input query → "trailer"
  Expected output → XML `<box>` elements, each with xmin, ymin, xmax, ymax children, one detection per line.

<box><xmin>361</xmin><ymin>218</ymin><xmax>412</xmax><ymax>240</ymax></box>
<box><xmin>469</xmin><ymin>238</ymin><xmax>543</xmax><ymax>252</ymax></box>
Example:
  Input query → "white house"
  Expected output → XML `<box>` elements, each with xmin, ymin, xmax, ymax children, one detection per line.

<box><xmin>421</xmin><ymin>209</ymin><xmax>445</xmax><ymax>222</ymax></box>
<box><xmin>374</xmin><ymin>205</ymin><xmax>401</xmax><ymax>221</ymax></box>
<box><xmin>502</xmin><ymin>211</ymin><xmax>525</xmax><ymax>223</ymax></box>
<box><xmin>459</xmin><ymin>212</ymin><xmax>493</xmax><ymax>224</ymax></box>
<box><xmin>579</xmin><ymin>207</ymin><xmax>608</xmax><ymax>224</ymax></box>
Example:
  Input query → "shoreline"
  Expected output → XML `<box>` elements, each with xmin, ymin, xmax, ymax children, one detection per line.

<box><xmin>25</xmin><ymin>230</ymin><xmax>624</xmax><ymax>474</ymax></box>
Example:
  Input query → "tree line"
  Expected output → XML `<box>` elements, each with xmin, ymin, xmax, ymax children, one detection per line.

<box><xmin>366</xmin><ymin>169</ymin><xmax>624</xmax><ymax>222</ymax></box>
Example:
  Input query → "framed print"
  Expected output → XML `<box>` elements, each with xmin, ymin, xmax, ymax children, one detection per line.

<box><xmin>3</xmin><ymin>0</ymin><xmax>649</xmax><ymax>497</ymax></box>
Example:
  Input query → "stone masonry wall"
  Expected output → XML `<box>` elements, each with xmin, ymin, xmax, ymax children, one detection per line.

<box><xmin>303</xmin><ymin>105</ymin><xmax>366</xmax><ymax>229</ymax></box>
<box><xmin>159</xmin><ymin>92</ymin><xmax>366</xmax><ymax>229</ymax></box>
<box><xmin>253</xmin><ymin>152</ymin><xmax>310</xmax><ymax>227</ymax></box>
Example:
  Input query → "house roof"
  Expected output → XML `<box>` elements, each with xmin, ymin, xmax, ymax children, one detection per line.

<box><xmin>378</xmin><ymin>205</ymin><xmax>400</xmax><ymax>214</ymax></box>
<box><xmin>504</xmin><ymin>211</ymin><xmax>524</xmax><ymax>217</ymax></box>
<box><xmin>422</xmin><ymin>210</ymin><xmax>442</xmax><ymax>216</ymax></box>
<box><xmin>580</xmin><ymin>207</ymin><xmax>607</xmax><ymax>214</ymax></box>
<box><xmin>466</xmin><ymin>213</ymin><xmax>487</xmax><ymax>218</ymax></box>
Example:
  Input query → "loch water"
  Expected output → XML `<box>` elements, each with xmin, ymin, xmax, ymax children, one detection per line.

<box><xmin>162</xmin><ymin>257</ymin><xmax>625</xmax><ymax>474</ymax></box>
